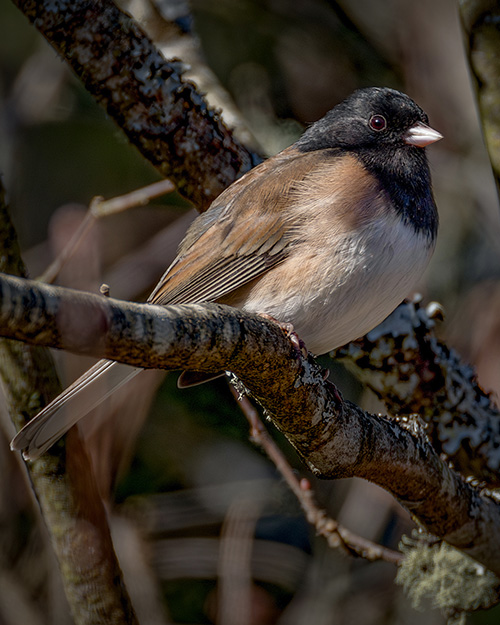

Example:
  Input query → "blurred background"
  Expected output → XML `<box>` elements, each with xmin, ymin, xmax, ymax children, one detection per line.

<box><xmin>0</xmin><ymin>0</ymin><xmax>499</xmax><ymax>623</ymax></box>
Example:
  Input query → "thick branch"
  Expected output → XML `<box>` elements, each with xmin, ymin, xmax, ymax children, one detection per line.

<box><xmin>334</xmin><ymin>299</ymin><xmax>500</xmax><ymax>487</ymax></box>
<box><xmin>11</xmin><ymin>0</ymin><xmax>258</xmax><ymax>210</ymax></box>
<box><xmin>2</xmin><ymin>272</ymin><xmax>500</xmax><ymax>575</ymax></box>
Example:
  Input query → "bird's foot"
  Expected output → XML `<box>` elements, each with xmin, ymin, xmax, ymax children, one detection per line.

<box><xmin>257</xmin><ymin>313</ymin><xmax>308</xmax><ymax>358</ymax></box>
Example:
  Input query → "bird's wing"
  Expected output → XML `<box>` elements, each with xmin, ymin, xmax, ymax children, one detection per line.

<box><xmin>148</xmin><ymin>146</ymin><xmax>320</xmax><ymax>306</ymax></box>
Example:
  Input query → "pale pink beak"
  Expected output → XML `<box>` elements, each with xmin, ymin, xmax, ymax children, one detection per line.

<box><xmin>404</xmin><ymin>121</ymin><xmax>443</xmax><ymax>148</ymax></box>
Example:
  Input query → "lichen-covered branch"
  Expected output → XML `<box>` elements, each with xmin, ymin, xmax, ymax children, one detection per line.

<box><xmin>334</xmin><ymin>298</ymin><xmax>500</xmax><ymax>487</ymax></box>
<box><xmin>459</xmin><ymin>0</ymin><xmax>500</xmax><ymax>196</ymax></box>
<box><xmin>11</xmin><ymin>0</ymin><xmax>259</xmax><ymax>210</ymax></box>
<box><xmin>0</xmin><ymin>185</ymin><xmax>138</xmax><ymax>625</ymax></box>
<box><xmin>2</xmin><ymin>271</ymin><xmax>500</xmax><ymax>575</ymax></box>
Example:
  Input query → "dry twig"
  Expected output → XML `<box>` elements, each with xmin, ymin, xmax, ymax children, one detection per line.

<box><xmin>230</xmin><ymin>386</ymin><xmax>403</xmax><ymax>565</ymax></box>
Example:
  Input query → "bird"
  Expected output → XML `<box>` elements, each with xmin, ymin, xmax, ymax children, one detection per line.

<box><xmin>11</xmin><ymin>87</ymin><xmax>442</xmax><ymax>460</ymax></box>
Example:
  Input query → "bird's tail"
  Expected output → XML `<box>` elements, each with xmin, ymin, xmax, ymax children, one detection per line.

<box><xmin>10</xmin><ymin>359</ymin><xmax>141</xmax><ymax>460</ymax></box>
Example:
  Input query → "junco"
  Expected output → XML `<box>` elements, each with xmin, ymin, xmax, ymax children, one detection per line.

<box><xmin>11</xmin><ymin>87</ymin><xmax>442</xmax><ymax>460</ymax></box>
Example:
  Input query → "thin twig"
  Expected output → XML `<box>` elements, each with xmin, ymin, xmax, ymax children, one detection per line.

<box><xmin>229</xmin><ymin>386</ymin><xmax>403</xmax><ymax>566</ymax></box>
<box><xmin>40</xmin><ymin>209</ymin><xmax>96</xmax><ymax>284</ymax></box>
<box><xmin>40</xmin><ymin>178</ymin><xmax>176</xmax><ymax>284</ymax></box>
<box><xmin>90</xmin><ymin>178</ymin><xmax>176</xmax><ymax>217</ymax></box>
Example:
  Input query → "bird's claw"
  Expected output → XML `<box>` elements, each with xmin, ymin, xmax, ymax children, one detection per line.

<box><xmin>258</xmin><ymin>313</ymin><xmax>309</xmax><ymax>358</ymax></box>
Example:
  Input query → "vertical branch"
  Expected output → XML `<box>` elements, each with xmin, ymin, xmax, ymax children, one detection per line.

<box><xmin>0</xmin><ymin>181</ymin><xmax>138</xmax><ymax>624</ymax></box>
<box><xmin>459</xmin><ymin>0</ymin><xmax>500</xmax><ymax>199</ymax></box>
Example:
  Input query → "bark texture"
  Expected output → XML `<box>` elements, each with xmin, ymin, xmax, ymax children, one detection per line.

<box><xmin>11</xmin><ymin>0</ymin><xmax>259</xmax><ymax>210</ymax></box>
<box><xmin>335</xmin><ymin>300</ymin><xmax>500</xmax><ymax>487</ymax></box>
<box><xmin>460</xmin><ymin>0</ymin><xmax>500</xmax><ymax>196</ymax></box>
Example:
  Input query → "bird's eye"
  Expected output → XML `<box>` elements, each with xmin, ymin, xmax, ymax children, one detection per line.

<box><xmin>369</xmin><ymin>115</ymin><xmax>387</xmax><ymax>131</ymax></box>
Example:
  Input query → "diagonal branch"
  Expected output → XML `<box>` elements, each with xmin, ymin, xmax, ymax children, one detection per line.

<box><xmin>2</xmin><ymin>271</ymin><xmax>500</xmax><ymax>576</ymax></box>
<box><xmin>11</xmin><ymin>0</ymin><xmax>259</xmax><ymax>210</ymax></box>
<box><xmin>232</xmin><ymin>388</ymin><xmax>403</xmax><ymax>565</ymax></box>
<box><xmin>334</xmin><ymin>299</ymin><xmax>500</xmax><ymax>488</ymax></box>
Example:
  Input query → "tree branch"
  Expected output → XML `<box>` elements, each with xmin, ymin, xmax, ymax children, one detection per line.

<box><xmin>10</xmin><ymin>0</ymin><xmax>259</xmax><ymax>210</ymax></box>
<box><xmin>334</xmin><ymin>298</ymin><xmax>500</xmax><ymax>488</ymax></box>
<box><xmin>459</xmin><ymin>0</ymin><xmax>500</xmax><ymax>198</ymax></box>
<box><xmin>232</xmin><ymin>388</ymin><xmax>403</xmax><ymax>565</ymax></box>
<box><xmin>2</xmin><ymin>271</ymin><xmax>500</xmax><ymax>576</ymax></box>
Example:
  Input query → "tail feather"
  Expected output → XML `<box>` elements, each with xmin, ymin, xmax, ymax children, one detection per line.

<box><xmin>10</xmin><ymin>359</ymin><xmax>142</xmax><ymax>460</ymax></box>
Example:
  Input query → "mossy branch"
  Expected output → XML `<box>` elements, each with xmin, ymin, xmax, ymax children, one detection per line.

<box><xmin>459</xmin><ymin>0</ymin><xmax>500</xmax><ymax>198</ymax></box>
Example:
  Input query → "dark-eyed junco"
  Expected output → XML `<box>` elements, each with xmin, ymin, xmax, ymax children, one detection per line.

<box><xmin>11</xmin><ymin>87</ymin><xmax>442</xmax><ymax>460</ymax></box>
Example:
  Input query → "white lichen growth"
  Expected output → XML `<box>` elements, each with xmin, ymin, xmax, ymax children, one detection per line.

<box><xmin>396</xmin><ymin>531</ymin><xmax>499</xmax><ymax>623</ymax></box>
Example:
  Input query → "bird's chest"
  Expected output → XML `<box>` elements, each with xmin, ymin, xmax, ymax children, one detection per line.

<box><xmin>242</xmin><ymin>211</ymin><xmax>434</xmax><ymax>354</ymax></box>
